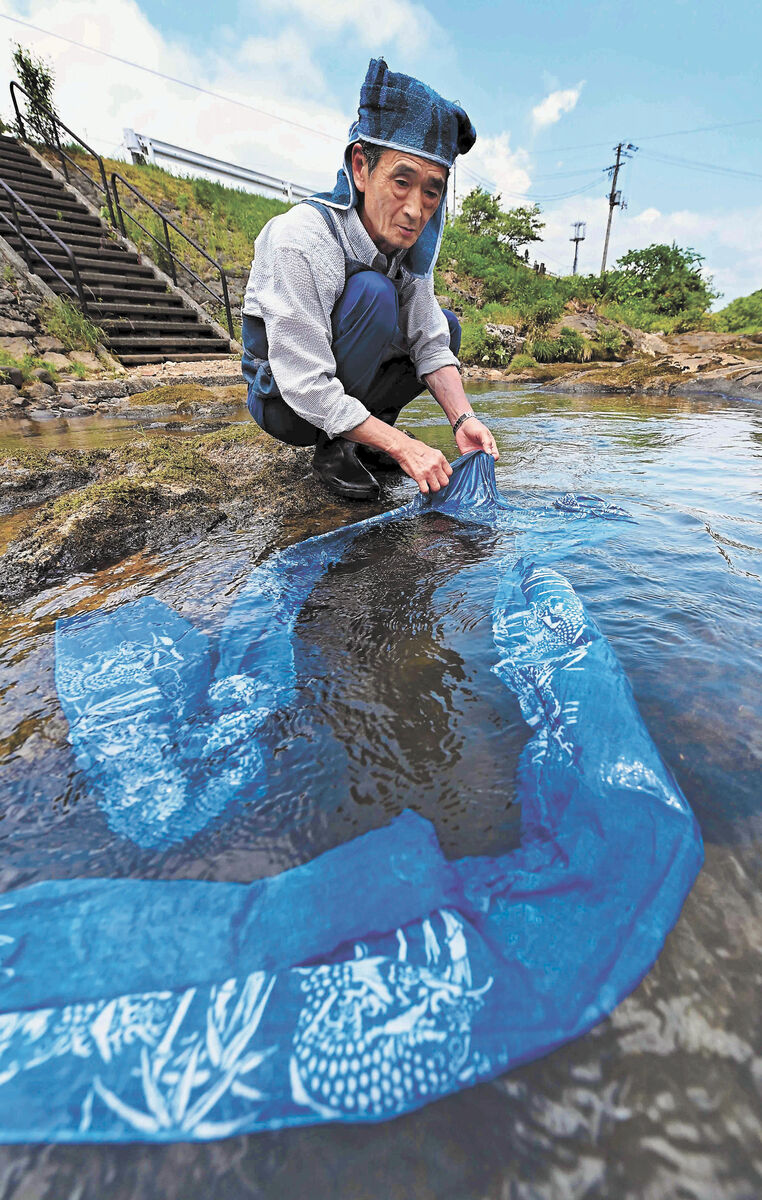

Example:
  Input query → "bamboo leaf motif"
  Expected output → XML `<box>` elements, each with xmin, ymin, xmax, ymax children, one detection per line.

<box><xmin>88</xmin><ymin>974</ymin><xmax>275</xmax><ymax>1136</ymax></box>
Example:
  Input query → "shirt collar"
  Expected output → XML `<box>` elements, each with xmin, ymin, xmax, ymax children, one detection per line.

<box><xmin>343</xmin><ymin>207</ymin><xmax>406</xmax><ymax>274</ymax></box>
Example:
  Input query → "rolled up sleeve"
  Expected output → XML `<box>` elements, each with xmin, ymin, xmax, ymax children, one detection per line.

<box><xmin>398</xmin><ymin>274</ymin><xmax>460</xmax><ymax>380</ymax></box>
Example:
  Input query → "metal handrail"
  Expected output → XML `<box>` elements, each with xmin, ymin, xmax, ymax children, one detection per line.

<box><xmin>10</xmin><ymin>81</ymin><xmax>115</xmax><ymax>225</ymax></box>
<box><xmin>0</xmin><ymin>178</ymin><xmax>91</xmax><ymax>312</ymax></box>
<box><xmin>110</xmin><ymin>171</ymin><xmax>234</xmax><ymax>338</ymax></box>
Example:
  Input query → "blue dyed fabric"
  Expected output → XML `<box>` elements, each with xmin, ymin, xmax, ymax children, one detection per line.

<box><xmin>307</xmin><ymin>58</ymin><xmax>476</xmax><ymax>278</ymax></box>
<box><xmin>0</xmin><ymin>453</ymin><xmax>703</xmax><ymax>1142</ymax></box>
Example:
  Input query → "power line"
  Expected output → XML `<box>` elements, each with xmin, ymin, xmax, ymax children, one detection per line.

<box><xmin>7</xmin><ymin>12</ymin><xmax>762</xmax><ymax>164</ymax></box>
<box><xmin>639</xmin><ymin>148</ymin><xmax>762</xmax><ymax>182</ymax></box>
<box><xmin>0</xmin><ymin>13</ymin><xmax>345</xmax><ymax>144</ymax></box>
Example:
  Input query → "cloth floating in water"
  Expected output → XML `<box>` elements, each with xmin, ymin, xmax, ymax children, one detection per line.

<box><xmin>0</xmin><ymin>452</ymin><xmax>703</xmax><ymax>1141</ymax></box>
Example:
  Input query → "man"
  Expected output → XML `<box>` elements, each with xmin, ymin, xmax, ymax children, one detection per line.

<box><xmin>241</xmin><ymin>57</ymin><xmax>499</xmax><ymax>500</ymax></box>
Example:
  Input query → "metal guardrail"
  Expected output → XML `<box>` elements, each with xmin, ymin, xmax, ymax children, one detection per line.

<box><xmin>10</xmin><ymin>81</ymin><xmax>115</xmax><ymax>226</ymax></box>
<box><xmin>0</xmin><ymin>178</ymin><xmax>91</xmax><ymax>312</ymax></box>
<box><xmin>110</xmin><ymin>171</ymin><xmax>234</xmax><ymax>337</ymax></box>
<box><xmin>123</xmin><ymin>130</ymin><xmax>315</xmax><ymax>203</ymax></box>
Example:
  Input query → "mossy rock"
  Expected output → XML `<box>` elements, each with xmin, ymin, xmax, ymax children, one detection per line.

<box><xmin>127</xmin><ymin>383</ymin><xmax>247</xmax><ymax>413</ymax></box>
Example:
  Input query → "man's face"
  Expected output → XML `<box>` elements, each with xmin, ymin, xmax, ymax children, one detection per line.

<box><xmin>351</xmin><ymin>145</ymin><xmax>447</xmax><ymax>257</ymax></box>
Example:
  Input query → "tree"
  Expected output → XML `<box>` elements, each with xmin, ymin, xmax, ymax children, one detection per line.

<box><xmin>611</xmin><ymin>243</ymin><xmax>718</xmax><ymax>316</ymax></box>
<box><xmin>12</xmin><ymin>43</ymin><xmax>59</xmax><ymax>143</ymax></box>
<box><xmin>456</xmin><ymin>187</ymin><xmax>544</xmax><ymax>256</ymax></box>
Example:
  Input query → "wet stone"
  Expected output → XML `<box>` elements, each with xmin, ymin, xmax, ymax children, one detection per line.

<box><xmin>0</xmin><ymin>367</ymin><xmax>24</xmax><ymax>389</ymax></box>
<box><xmin>25</xmin><ymin>408</ymin><xmax>58</xmax><ymax>420</ymax></box>
<box><xmin>20</xmin><ymin>382</ymin><xmax>57</xmax><ymax>403</ymax></box>
<box><xmin>70</xmin><ymin>405</ymin><xmax>95</xmax><ymax>416</ymax></box>
<box><xmin>30</xmin><ymin>368</ymin><xmax>56</xmax><ymax>386</ymax></box>
<box><xmin>0</xmin><ymin>384</ymin><xmax>20</xmax><ymax>404</ymax></box>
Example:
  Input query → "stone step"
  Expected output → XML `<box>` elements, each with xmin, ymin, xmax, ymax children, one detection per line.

<box><xmin>1</xmin><ymin>207</ymin><xmax>103</xmax><ymax>233</ymax></box>
<box><xmin>118</xmin><ymin>353</ymin><xmax>236</xmax><ymax>365</ymax></box>
<box><xmin>0</xmin><ymin>184</ymin><xmax>89</xmax><ymax>214</ymax></box>
<box><xmin>87</xmin><ymin>286</ymin><xmax>184</xmax><ymax>303</ymax></box>
<box><xmin>90</xmin><ymin>301</ymin><xmax>191</xmax><ymax>319</ymax></box>
<box><xmin>1</xmin><ymin>228</ymin><xmax>141</xmax><ymax>264</ymax></box>
<box><xmin>100</xmin><ymin>314</ymin><xmax>200</xmax><ymax>332</ymax></box>
<box><xmin>106</xmin><ymin>334</ymin><xmax>230</xmax><ymax>352</ymax></box>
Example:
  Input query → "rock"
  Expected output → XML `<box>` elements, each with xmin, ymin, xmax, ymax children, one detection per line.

<box><xmin>35</xmin><ymin>335</ymin><xmax>66</xmax><ymax>353</ymax></box>
<box><xmin>0</xmin><ymin>367</ymin><xmax>24</xmax><ymax>389</ymax></box>
<box><xmin>31</xmin><ymin>367</ymin><xmax>56</xmax><ymax>386</ymax></box>
<box><xmin>0</xmin><ymin>317</ymin><xmax>35</xmax><ymax>337</ymax></box>
<box><xmin>0</xmin><ymin>384</ymin><xmax>20</xmax><ymax>404</ymax></box>
<box><xmin>37</xmin><ymin>352</ymin><xmax>71</xmax><ymax>372</ymax></box>
<box><xmin>20</xmin><ymin>382</ymin><xmax>57</xmax><ymax>403</ymax></box>
<box><xmin>0</xmin><ymin>336</ymin><xmax>34</xmax><ymax>361</ymax></box>
<box><xmin>0</xmin><ymin>288</ymin><xmax>16</xmax><ymax>304</ymax></box>
<box><xmin>484</xmin><ymin>323</ymin><xmax>526</xmax><ymax>356</ymax></box>
<box><xmin>56</xmin><ymin>394</ymin><xmax>77</xmax><ymax>408</ymax></box>
<box><xmin>67</xmin><ymin>351</ymin><xmax>101</xmax><ymax>370</ymax></box>
<box><xmin>628</xmin><ymin>329</ymin><xmax>671</xmax><ymax>357</ymax></box>
<box><xmin>26</xmin><ymin>408</ymin><xmax>58</xmax><ymax>420</ymax></box>
<box><xmin>70</xmin><ymin>405</ymin><xmax>95</xmax><ymax>416</ymax></box>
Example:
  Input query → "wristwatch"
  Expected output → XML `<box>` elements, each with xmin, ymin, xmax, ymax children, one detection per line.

<box><xmin>452</xmin><ymin>411</ymin><xmax>476</xmax><ymax>436</ymax></box>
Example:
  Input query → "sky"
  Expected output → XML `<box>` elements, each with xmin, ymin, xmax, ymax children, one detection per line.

<box><xmin>1</xmin><ymin>0</ymin><xmax>760</xmax><ymax>304</ymax></box>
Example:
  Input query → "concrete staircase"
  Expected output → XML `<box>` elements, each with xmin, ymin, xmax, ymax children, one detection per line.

<box><xmin>0</xmin><ymin>135</ymin><xmax>235</xmax><ymax>366</ymax></box>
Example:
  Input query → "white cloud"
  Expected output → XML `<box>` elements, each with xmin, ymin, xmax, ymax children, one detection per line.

<box><xmin>0</xmin><ymin>0</ymin><xmax>351</xmax><ymax>191</ymax></box>
<box><xmin>458</xmin><ymin>133</ymin><xmax>532</xmax><ymax>203</ymax></box>
<box><xmin>258</xmin><ymin>0</ymin><xmax>443</xmax><ymax>57</ymax></box>
<box><xmin>532</xmin><ymin>83</ymin><xmax>584</xmax><ymax>130</ymax></box>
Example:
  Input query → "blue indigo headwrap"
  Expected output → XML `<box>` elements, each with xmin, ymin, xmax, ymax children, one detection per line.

<box><xmin>306</xmin><ymin>58</ymin><xmax>476</xmax><ymax>278</ymax></box>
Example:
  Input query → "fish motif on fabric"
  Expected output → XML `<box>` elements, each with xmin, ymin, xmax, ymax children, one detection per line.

<box><xmin>289</xmin><ymin>911</ymin><xmax>492</xmax><ymax>1119</ymax></box>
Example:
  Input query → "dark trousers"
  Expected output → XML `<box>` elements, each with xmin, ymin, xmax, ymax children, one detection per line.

<box><xmin>242</xmin><ymin>270</ymin><xmax>461</xmax><ymax>447</ymax></box>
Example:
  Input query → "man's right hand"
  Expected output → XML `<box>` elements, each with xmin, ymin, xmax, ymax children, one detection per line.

<box><xmin>345</xmin><ymin>414</ymin><xmax>453</xmax><ymax>494</ymax></box>
<box><xmin>393</xmin><ymin>436</ymin><xmax>453</xmax><ymax>494</ymax></box>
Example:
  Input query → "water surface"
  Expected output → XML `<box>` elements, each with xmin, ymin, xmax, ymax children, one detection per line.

<box><xmin>0</xmin><ymin>384</ymin><xmax>760</xmax><ymax>1198</ymax></box>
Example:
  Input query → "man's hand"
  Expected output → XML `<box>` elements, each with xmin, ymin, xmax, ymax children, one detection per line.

<box><xmin>345</xmin><ymin>414</ymin><xmax>452</xmax><ymax>494</ymax></box>
<box><xmin>393</xmin><ymin>437</ymin><xmax>453</xmax><ymax>494</ymax></box>
<box><xmin>455</xmin><ymin>416</ymin><xmax>499</xmax><ymax>460</ymax></box>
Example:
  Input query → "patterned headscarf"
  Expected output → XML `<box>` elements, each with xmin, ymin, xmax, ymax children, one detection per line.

<box><xmin>306</xmin><ymin>58</ymin><xmax>476</xmax><ymax>278</ymax></box>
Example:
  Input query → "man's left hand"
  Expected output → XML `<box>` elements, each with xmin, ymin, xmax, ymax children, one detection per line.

<box><xmin>455</xmin><ymin>417</ymin><xmax>499</xmax><ymax>460</ymax></box>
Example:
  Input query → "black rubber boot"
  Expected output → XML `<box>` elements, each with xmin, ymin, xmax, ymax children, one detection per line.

<box><xmin>312</xmin><ymin>433</ymin><xmax>380</xmax><ymax>500</ymax></box>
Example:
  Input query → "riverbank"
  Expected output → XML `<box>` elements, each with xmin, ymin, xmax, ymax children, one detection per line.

<box><xmin>0</xmin><ymin>392</ymin><xmax>392</xmax><ymax>604</ymax></box>
<box><xmin>2</xmin><ymin>337</ymin><xmax>762</xmax><ymax>605</ymax></box>
<box><xmin>464</xmin><ymin>330</ymin><xmax>762</xmax><ymax>402</ymax></box>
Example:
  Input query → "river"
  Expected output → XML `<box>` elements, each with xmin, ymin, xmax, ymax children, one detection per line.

<box><xmin>0</xmin><ymin>383</ymin><xmax>759</xmax><ymax>1199</ymax></box>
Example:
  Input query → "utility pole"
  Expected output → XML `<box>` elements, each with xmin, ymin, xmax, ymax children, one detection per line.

<box><xmin>570</xmin><ymin>221</ymin><xmax>586</xmax><ymax>274</ymax></box>
<box><xmin>600</xmin><ymin>142</ymin><xmax>637</xmax><ymax>275</ymax></box>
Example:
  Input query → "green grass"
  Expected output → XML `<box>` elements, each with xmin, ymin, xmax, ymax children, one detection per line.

<box><xmin>0</xmin><ymin>349</ymin><xmax>62</xmax><ymax>383</ymax></box>
<box><xmin>39</xmin><ymin>296</ymin><xmax>104</xmax><ymax>352</ymax></box>
<box><xmin>47</xmin><ymin>149</ymin><xmax>290</xmax><ymax>280</ymax></box>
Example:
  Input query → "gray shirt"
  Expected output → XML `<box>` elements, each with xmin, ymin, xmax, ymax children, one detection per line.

<box><xmin>242</xmin><ymin>204</ymin><xmax>458</xmax><ymax>439</ymax></box>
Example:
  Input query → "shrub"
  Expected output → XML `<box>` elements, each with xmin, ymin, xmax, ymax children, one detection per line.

<box><xmin>527</xmin><ymin>328</ymin><xmax>592</xmax><ymax>364</ymax></box>
<box><xmin>459</xmin><ymin>319</ymin><xmax>514</xmax><ymax>367</ymax></box>
<box><xmin>711</xmin><ymin>288</ymin><xmax>762</xmax><ymax>334</ymax></box>
<box><xmin>507</xmin><ymin>352</ymin><xmax>537</xmax><ymax>372</ymax></box>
